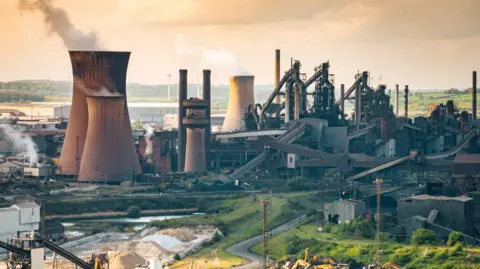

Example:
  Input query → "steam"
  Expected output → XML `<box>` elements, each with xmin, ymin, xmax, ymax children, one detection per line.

<box><xmin>175</xmin><ymin>33</ymin><xmax>251</xmax><ymax>76</ymax></box>
<box><xmin>74</xmin><ymin>80</ymin><xmax>123</xmax><ymax>97</ymax></box>
<box><xmin>17</xmin><ymin>0</ymin><xmax>102</xmax><ymax>50</ymax></box>
<box><xmin>0</xmin><ymin>124</ymin><xmax>38</xmax><ymax>167</ymax></box>
<box><xmin>144</xmin><ymin>124</ymin><xmax>154</xmax><ymax>163</ymax></box>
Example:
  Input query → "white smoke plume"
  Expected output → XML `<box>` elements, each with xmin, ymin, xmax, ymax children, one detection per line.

<box><xmin>144</xmin><ymin>124</ymin><xmax>154</xmax><ymax>164</ymax></box>
<box><xmin>17</xmin><ymin>0</ymin><xmax>102</xmax><ymax>50</ymax></box>
<box><xmin>175</xmin><ymin>33</ymin><xmax>251</xmax><ymax>76</ymax></box>
<box><xmin>74</xmin><ymin>80</ymin><xmax>123</xmax><ymax>97</ymax></box>
<box><xmin>0</xmin><ymin>124</ymin><xmax>38</xmax><ymax>167</ymax></box>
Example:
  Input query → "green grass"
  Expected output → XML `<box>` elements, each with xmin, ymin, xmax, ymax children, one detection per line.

<box><xmin>250</xmin><ymin>224</ymin><xmax>480</xmax><ymax>269</ymax></box>
<box><xmin>149</xmin><ymin>192</ymin><xmax>323</xmax><ymax>267</ymax></box>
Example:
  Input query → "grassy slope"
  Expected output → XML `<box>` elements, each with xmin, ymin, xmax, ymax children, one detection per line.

<box><xmin>152</xmin><ymin>192</ymin><xmax>322</xmax><ymax>269</ymax></box>
<box><xmin>250</xmin><ymin>225</ymin><xmax>480</xmax><ymax>269</ymax></box>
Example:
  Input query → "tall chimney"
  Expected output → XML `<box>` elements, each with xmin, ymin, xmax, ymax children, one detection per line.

<box><xmin>404</xmin><ymin>85</ymin><xmax>409</xmax><ymax>118</ymax></box>
<box><xmin>274</xmin><ymin>49</ymin><xmax>281</xmax><ymax>104</ymax></box>
<box><xmin>178</xmin><ymin>70</ymin><xmax>188</xmax><ymax>171</ymax></box>
<box><xmin>203</xmin><ymin>70</ymin><xmax>211</xmax><ymax>151</ymax></box>
<box><xmin>222</xmin><ymin>75</ymin><xmax>255</xmax><ymax>132</ymax></box>
<box><xmin>340</xmin><ymin>84</ymin><xmax>345</xmax><ymax>114</ymax></box>
<box><xmin>58</xmin><ymin>51</ymin><xmax>140</xmax><ymax>177</ymax></box>
<box><xmin>395</xmin><ymin>84</ymin><xmax>399</xmax><ymax>117</ymax></box>
<box><xmin>473</xmin><ymin>71</ymin><xmax>477</xmax><ymax>120</ymax></box>
<box><xmin>78</xmin><ymin>97</ymin><xmax>140</xmax><ymax>181</ymax></box>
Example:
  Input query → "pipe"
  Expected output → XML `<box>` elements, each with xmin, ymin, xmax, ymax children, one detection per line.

<box><xmin>340</xmin><ymin>84</ymin><xmax>345</xmax><ymax>114</ymax></box>
<box><xmin>473</xmin><ymin>71</ymin><xmax>477</xmax><ymax>120</ymax></box>
<box><xmin>355</xmin><ymin>81</ymin><xmax>361</xmax><ymax>129</ymax></box>
<box><xmin>178</xmin><ymin>69</ymin><xmax>188</xmax><ymax>172</ymax></box>
<box><xmin>395</xmin><ymin>84</ymin><xmax>399</xmax><ymax>117</ymax></box>
<box><xmin>274</xmin><ymin>49</ymin><xmax>281</xmax><ymax>104</ymax></box>
<box><xmin>285</xmin><ymin>81</ymin><xmax>292</xmax><ymax>123</ymax></box>
<box><xmin>293</xmin><ymin>82</ymin><xmax>301</xmax><ymax>120</ymax></box>
<box><xmin>404</xmin><ymin>85</ymin><xmax>409</xmax><ymax>118</ymax></box>
<box><xmin>203</xmin><ymin>70</ymin><xmax>211</xmax><ymax>152</ymax></box>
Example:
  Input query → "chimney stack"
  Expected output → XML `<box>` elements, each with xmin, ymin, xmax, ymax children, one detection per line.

<box><xmin>178</xmin><ymin>70</ymin><xmax>188</xmax><ymax>172</ymax></box>
<box><xmin>404</xmin><ymin>85</ymin><xmax>409</xmax><ymax>118</ymax></box>
<box><xmin>473</xmin><ymin>71</ymin><xmax>477</xmax><ymax>120</ymax></box>
<box><xmin>340</xmin><ymin>84</ymin><xmax>345</xmax><ymax>114</ymax></box>
<box><xmin>395</xmin><ymin>84</ymin><xmax>399</xmax><ymax>117</ymax></box>
<box><xmin>274</xmin><ymin>49</ymin><xmax>281</xmax><ymax>104</ymax></box>
<box><xmin>203</xmin><ymin>70</ymin><xmax>211</xmax><ymax>151</ymax></box>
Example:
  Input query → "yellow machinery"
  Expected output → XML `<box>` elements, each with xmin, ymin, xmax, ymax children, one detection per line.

<box><xmin>93</xmin><ymin>257</ymin><xmax>104</xmax><ymax>269</ymax></box>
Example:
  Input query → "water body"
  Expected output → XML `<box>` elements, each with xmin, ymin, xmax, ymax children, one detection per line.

<box><xmin>63</xmin><ymin>215</ymin><xmax>187</xmax><ymax>232</ymax></box>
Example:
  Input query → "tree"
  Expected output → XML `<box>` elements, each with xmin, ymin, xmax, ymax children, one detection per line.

<box><xmin>447</xmin><ymin>231</ymin><xmax>464</xmax><ymax>246</ymax></box>
<box><xmin>411</xmin><ymin>228</ymin><xmax>437</xmax><ymax>245</ymax></box>
<box><xmin>126</xmin><ymin>205</ymin><xmax>141</xmax><ymax>218</ymax></box>
<box><xmin>131</xmin><ymin>120</ymin><xmax>143</xmax><ymax>130</ymax></box>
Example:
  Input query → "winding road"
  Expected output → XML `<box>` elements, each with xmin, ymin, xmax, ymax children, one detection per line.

<box><xmin>225</xmin><ymin>214</ymin><xmax>308</xmax><ymax>269</ymax></box>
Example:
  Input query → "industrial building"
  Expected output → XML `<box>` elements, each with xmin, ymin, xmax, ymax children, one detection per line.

<box><xmin>397</xmin><ymin>195</ymin><xmax>475</xmax><ymax>236</ymax></box>
<box><xmin>0</xmin><ymin>202</ymin><xmax>40</xmax><ymax>242</ymax></box>
<box><xmin>324</xmin><ymin>199</ymin><xmax>366</xmax><ymax>224</ymax></box>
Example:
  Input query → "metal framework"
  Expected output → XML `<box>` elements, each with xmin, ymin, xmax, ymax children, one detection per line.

<box><xmin>260</xmin><ymin>199</ymin><xmax>271</xmax><ymax>268</ymax></box>
<box><xmin>373</xmin><ymin>178</ymin><xmax>383</xmax><ymax>265</ymax></box>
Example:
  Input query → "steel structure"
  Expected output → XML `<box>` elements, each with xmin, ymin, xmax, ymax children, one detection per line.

<box><xmin>260</xmin><ymin>199</ymin><xmax>271</xmax><ymax>269</ymax></box>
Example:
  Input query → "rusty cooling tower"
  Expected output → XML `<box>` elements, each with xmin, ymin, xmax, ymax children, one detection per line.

<box><xmin>58</xmin><ymin>51</ymin><xmax>141</xmax><ymax>177</ymax></box>
<box><xmin>222</xmin><ymin>75</ymin><xmax>255</xmax><ymax>132</ymax></box>
<box><xmin>183</xmin><ymin>100</ymin><xmax>209</xmax><ymax>173</ymax></box>
<box><xmin>78</xmin><ymin>97</ymin><xmax>139</xmax><ymax>181</ymax></box>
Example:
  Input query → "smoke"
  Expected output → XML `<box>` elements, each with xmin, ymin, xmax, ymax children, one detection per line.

<box><xmin>175</xmin><ymin>33</ymin><xmax>251</xmax><ymax>76</ymax></box>
<box><xmin>0</xmin><ymin>124</ymin><xmax>38</xmax><ymax>167</ymax></box>
<box><xmin>17</xmin><ymin>0</ymin><xmax>102</xmax><ymax>50</ymax></box>
<box><xmin>74</xmin><ymin>80</ymin><xmax>123</xmax><ymax>97</ymax></box>
<box><xmin>144</xmin><ymin>124</ymin><xmax>154</xmax><ymax>163</ymax></box>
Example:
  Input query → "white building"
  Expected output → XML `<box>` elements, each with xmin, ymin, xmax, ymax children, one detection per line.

<box><xmin>0</xmin><ymin>202</ymin><xmax>40</xmax><ymax>242</ymax></box>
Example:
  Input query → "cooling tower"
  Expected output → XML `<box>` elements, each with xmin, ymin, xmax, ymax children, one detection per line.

<box><xmin>78</xmin><ymin>97</ymin><xmax>139</xmax><ymax>181</ymax></box>
<box><xmin>58</xmin><ymin>51</ymin><xmax>141</xmax><ymax>177</ymax></box>
<box><xmin>222</xmin><ymin>75</ymin><xmax>255</xmax><ymax>132</ymax></box>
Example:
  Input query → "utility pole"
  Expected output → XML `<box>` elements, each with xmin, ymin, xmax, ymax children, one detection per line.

<box><xmin>261</xmin><ymin>199</ymin><xmax>271</xmax><ymax>269</ymax></box>
<box><xmin>373</xmin><ymin>178</ymin><xmax>383</xmax><ymax>266</ymax></box>
<box><xmin>167</xmin><ymin>73</ymin><xmax>172</xmax><ymax>102</ymax></box>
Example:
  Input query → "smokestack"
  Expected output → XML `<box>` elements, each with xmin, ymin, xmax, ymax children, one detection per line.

<box><xmin>340</xmin><ymin>84</ymin><xmax>345</xmax><ymax>114</ymax></box>
<box><xmin>473</xmin><ymin>71</ymin><xmax>477</xmax><ymax>120</ymax></box>
<box><xmin>404</xmin><ymin>85</ymin><xmax>409</xmax><ymax>118</ymax></box>
<box><xmin>78</xmin><ymin>97</ymin><xmax>140</xmax><ymax>181</ymax></box>
<box><xmin>274</xmin><ymin>49</ymin><xmax>281</xmax><ymax>104</ymax></box>
<box><xmin>395</xmin><ymin>84</ymin><xmax>399</xmax><ymax>117</ymax></box>
<box><xmin>58</xmin><ymin>51</ymin><xmax>140</xmax><ymax>176</ymax></box>
<box><xmin>178</xmin><ymin>70</ymin><xmax>188</xmax><ymax>172</ymax></box>
<box><xmin>203</xmin><ymin>70</ymin><xmax>211</xmax><ymax>151</ymax></box>
<box><xmin>222</xmin><ymin>75</ymin><xmax>255</xmax><ymax>132</ymax></box>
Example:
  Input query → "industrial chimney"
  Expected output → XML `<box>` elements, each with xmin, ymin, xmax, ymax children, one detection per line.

<box><xmin>404</xmin><ymin>85</ymin><xmax>409</xmax><ymax>118</ymax></box>
<box><xmin>222</xmin><ymin>75</ymin><xmax>255</xmax><ymax>132</ymax></box>
<box><xmin>473</xmin><ymin>71</ymin><xmax>477</xmax><ymax>120</ymax></box>
<box><xmin>274</xmin><ymin>49</ymin><xmax>281</xmax><ymax>104</ymax></box>
<box><xmin>58</xmin><ymin>51</ymin><xmax>141</xmax><ymax>179</ymax></box>
<box><xmin>78</xmin><ymin>97</ymin><xmax>140</xmax><ymax>181</ymax></box>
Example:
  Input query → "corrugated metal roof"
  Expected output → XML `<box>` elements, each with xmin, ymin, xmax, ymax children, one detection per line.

<box><xmin>403</xmin><ymin>194</ymin><xmax>473</xmax><ymax>202</ymax></box>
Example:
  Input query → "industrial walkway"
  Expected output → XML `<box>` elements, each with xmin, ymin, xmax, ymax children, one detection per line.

<box><xmin>226</xmin><ymin>214</ymin><xmax>307</xmax><ymax>269</ymax></box>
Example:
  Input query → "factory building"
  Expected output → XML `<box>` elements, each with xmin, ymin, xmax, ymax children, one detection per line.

<box><xmin>0</xmin><ymin>103</ymin><xmax>70</xmax><ymax>120</ymax></box>
<box><xmin>397</xmin><ymin>195</ymin><xmax>475</xmax><ymax>236</ymax></box>
<box><xmin>324</xmin><ymin>199</ymin><xmax>366</xmax><ymax>224</ymax></box>
<box><xmin>0</xmin><ymin>202</ymin><xmax>40</xmax><ymax>242</ymax></box>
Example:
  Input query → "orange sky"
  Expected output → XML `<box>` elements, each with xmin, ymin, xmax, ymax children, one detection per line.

<box><xmin>1</xmin><ymin>0</ymin><xmax>479</xmax><ymax>89</ymax></box>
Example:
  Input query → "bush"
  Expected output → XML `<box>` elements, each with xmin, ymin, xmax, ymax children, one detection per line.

<box><xmin>411</xmin><ymin>229</ymin><xmax>437</xmax><ymax>245</ymax></box>
<box><xmin>447</xmin><ymin>232</ymin><xmax>464</xmax><ymax>246</ymax></box>
<box><xmin>324</xmin><ymin>224</ymin><xmax>332</xmax><ymax>233</ymax></box>
<box><xmin>126</xmin><ymin>205</ymin><xmax>141</xmax><ymax>218</ymax></box>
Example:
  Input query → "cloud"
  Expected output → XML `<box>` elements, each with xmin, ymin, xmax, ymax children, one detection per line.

<box><xmin>130</xmin><ymin>0</ymin><xmax>480</xmax><ymax>41</ymax></box>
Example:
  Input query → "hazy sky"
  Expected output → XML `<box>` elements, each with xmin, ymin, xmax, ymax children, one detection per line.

<box><xmin>1</xmin><ymin>0</ymin><xmax>479</xmax><ymax>89</ymax></box>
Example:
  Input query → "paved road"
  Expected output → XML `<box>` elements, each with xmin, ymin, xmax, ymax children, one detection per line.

<box><xmin>226</xmin><ymin>214</ymin><xmax>308</xmax><ymax>269</ymax></box>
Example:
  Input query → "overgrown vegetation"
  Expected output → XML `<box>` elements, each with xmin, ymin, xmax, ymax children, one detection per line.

<box><xmin>411</xmin><ymin>229</ymin><xmax>438</xmax><ymax>245</ymax></box>
<box><xmin>251</xmin><ymin>224</ymin><xmax>480</xmax><ymax>269</ymax></box>
<box><xmin>126</xmin><ymin>205</ymin><xmax>141</xmax><ymax>218</ymax></box>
